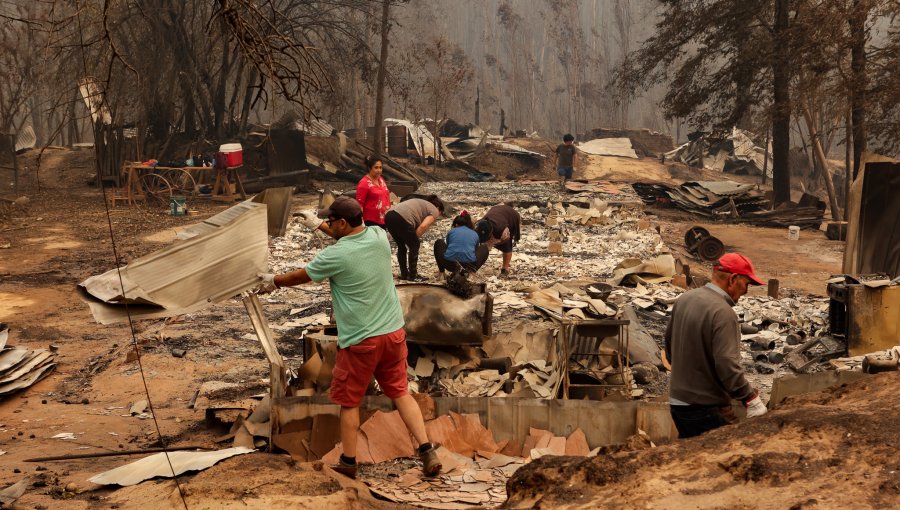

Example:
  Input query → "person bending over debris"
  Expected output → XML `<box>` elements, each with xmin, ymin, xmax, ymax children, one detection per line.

<box><xmin>475</xmin><ymin>204</ymin><xmax>521</xmax><ymax>277</ymax></box>
<box><xmin>256</xmin><ymin>196</ymin><xmax>441</xmax><ymax>479</ymax></box>
<box><xmin>384</xmin><ymin>195</ymin><xmax>444</xmax><ymax>281</ymax></box>
<box><xmin>434</xmin><ymin>211</ymin><xmax>489</xmax><ymax>274</ymax></box>
<box><xmin>554</xmin><ymin>133</ymin><xmax>577</xmax><ymax>190</ymax></box>
<box><xmin>356</xmin><ymin>155</ymin><xmax>390</xmax><ymax>228</ymax></box>
<box><xmin>664</xmin><ymin>253</ymin><xmax>768</xmax><ymax>438</ymax></box>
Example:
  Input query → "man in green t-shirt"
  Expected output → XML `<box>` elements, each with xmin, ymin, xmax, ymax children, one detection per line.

<box><xmin>257</xmin><ymin>196</ymin><xmax>441</xmax><ymax>479</ymax></box>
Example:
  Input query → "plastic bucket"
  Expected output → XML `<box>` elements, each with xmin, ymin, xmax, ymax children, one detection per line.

<box><xmin>170</xmin><ymin>195</ymin><xmax>187</xmax><ymax>216</ymax></box>
<box><xmin>788</xmin><ymin>225</ymin><xmax>800</xmax><ymax>240</ymax></box>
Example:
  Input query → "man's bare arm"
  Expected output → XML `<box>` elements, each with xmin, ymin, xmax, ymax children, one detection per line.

<box><xmin>274</xmin><ymin>268</ymin><xmax>312</xmax><ymax>288</ymax></box>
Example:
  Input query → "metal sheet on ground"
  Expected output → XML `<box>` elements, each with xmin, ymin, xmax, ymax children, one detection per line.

<box><xmin>88</xmin><ymin>447</ymin><xmax>254</xmax><ymax>486</ymax></box>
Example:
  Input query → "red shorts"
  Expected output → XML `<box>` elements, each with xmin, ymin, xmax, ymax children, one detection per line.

<box><xmin>329</xmin><ymin>328</ymin><xmax>409</xmax><ymax>407</ymax></box>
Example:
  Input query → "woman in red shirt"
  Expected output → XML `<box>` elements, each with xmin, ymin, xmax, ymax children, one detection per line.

<box><xmin>356</xmin><ymin>156</ymin><xmax>391</xmax><ymax>228</ymax></box>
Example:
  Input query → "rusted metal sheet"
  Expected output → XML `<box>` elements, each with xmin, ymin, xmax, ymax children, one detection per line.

<box><xmin>842</xmin><ymin>154</ymin><xmax>900</xmax><ymax>278</ymax></box>
<box><xmin>769</xmin><ymin>371</ymin><xmax>871</xmax><ymax>408</ymax></box>
<box><xmin>250</xmin><ymin>186</ymin><xmax>294</xmax><ymax>237</ymax></box>
<box><xmin>846</xmin><ymin>285</ymin><xmax>900</xmax><ymax>356</ymax></box>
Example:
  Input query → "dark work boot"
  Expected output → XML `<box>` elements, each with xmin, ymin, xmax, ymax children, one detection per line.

<box><xmin>332</xmin><ymin>454</ymin><xmax>357</xmax><ymax>479</ymax></box>
<box><xmin>408</xmin><ymin>249</ymin><xmax>420</xmax><ymax>281</ymax></box>
<box><xmin>418</xmin><ymin>443</ymin><xmax>441</xmax><ymax>477</ymax></box>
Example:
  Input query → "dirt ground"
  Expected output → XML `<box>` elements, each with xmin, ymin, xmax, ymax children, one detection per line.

<box><xmin>651</xmin><ymin>209</ymin><xmax>844</xmax><ymax>296</ymax></box>
<box><xmin>0</xmin><ymin>146</ymin><xmax>849</xmax><ymax>508</ymax></box>
<box><xmin>505</xmin><ymin>372</ymin><xmax>900</xmax><ymax>510</ymax></box>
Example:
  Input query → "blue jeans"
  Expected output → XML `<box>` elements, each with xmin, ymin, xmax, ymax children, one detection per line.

<box><xmin>557</xmin><ymin>166</ymin><xmax>573</xmax><ymax>178</ymax></box>
<box><xmin>670</xmin><ymin>404</ymin><xmax>736</xmax><ymax>438</ymax></box>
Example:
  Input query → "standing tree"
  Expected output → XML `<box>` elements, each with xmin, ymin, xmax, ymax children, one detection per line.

<box><xmin>393</xmin><ymin>35</ymin><xmax>473</xmax><ymax>163</ymax></box>
<box><xmin>771</xmin><ymin>0</ymin><xmax>791</xmax><ymax>205</ymax></box>
<box><xmin>615</xmin><ymin>0</ymin><xmax>794</xmax><ymax>204</ymax></box>
<box><xmin>373</xmin><ymin>0</ymin><xmax>391</xmax><ymax>157</ymax></box>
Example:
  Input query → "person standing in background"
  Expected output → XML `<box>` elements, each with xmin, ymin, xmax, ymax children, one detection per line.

<box><xmin>356</xmin><ymin>156</ymin><xmax>391</xmax><ymax>228</ymax></box>
<box><xmin>554</xmin><ymin>134</ymin><xmax>577</xmax><ymax>190</ymax></box>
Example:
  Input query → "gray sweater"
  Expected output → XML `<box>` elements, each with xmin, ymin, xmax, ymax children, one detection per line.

<box><xmin>664</xmin><ymin>284</ymin><xmax>755</xmax><ymax>406</ymax></box>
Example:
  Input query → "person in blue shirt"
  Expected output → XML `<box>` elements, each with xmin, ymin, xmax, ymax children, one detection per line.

<box><xmin>434</xmin><ymin>211</ymin><xmax>489</xmax><ymax>273</ymax></box>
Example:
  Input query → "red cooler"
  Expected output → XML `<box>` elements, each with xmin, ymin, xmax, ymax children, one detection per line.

<box><xmin>219</xmin><ymin>143</ymin><xmax>243</xmax><ymax>167</ymax></box>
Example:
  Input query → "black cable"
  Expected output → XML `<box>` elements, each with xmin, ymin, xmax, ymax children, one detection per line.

<box><xmin>97</xmin><ymin>174</ymin><xmax>190</xmax><ymax>510</ymax></box>
<box><xmin>81</xmin><ymin>2</ymin><xmax>189</xmax><ymax>505</ymax></box>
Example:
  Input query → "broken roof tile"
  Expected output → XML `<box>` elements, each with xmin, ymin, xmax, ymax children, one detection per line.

<box><xmin>565</xmin><ymin>428</ymin><xmax>590</xmax><ymax>456</ymax></box>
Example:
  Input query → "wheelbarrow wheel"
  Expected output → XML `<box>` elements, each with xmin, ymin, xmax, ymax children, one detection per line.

<box><xmin>684</xmin><ymin>226</ymin><xmax>711</xmax><ymax>247</ymax></box>
<box><xmin>140</xmin><ymin>173</ymin><xmax>174</xmax><ymax>205</ymax></box>
<box><xmin>696</xmin><ymin>236</ymin><xmax>725</xmax><ymax>261</ymax></box>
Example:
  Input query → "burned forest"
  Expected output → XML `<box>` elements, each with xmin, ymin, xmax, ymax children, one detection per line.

<box><xmin>1</xmin><ymin>1</ymin><xmax>899</xmax><ymax>509</ymax></box>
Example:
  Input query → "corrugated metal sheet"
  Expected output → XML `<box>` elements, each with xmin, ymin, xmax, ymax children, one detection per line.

<box><xmin>489</xmin><ymin>141</ymin><xmax>546</xmax><ymax>158</ymax></box>
<box><xmin>78</xmin><ymin>77</ymin><xmax>112</xmax><ymax>125</ymax></box>
<box><xmin>577</xmin><ymin>138</ymin><xmax>638</xmax><ymax>159</ymax></box>
<box><xmin>386</xmin><ymin>118</ymin><xmax>441</xmax><ymax>161</ymax></box>
<box><xmin>78</xmin><ymin>201</ymin><xmax>269</xmax><ymax>324</ymax></box>
<box><xmin>14</xmin><ymin>125</ymin><xmax>35</xmax><ymax>152</ymax></box>
<box><xmin>302</xmin><ymin>118</ymin><xmax>334</xmax><ymax>137</ymax></box>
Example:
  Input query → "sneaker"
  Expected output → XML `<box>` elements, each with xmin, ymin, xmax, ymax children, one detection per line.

<box><xmin>418</xmin><ymin>443</ymin><xmax>442</xmax><ymax>477</ymax></box>
<box><xmin>407</xmin><ymin>274</ymin><xmax>427</xmax><ymax>282</ymax></box>
<box><xmin>499</xmin><ymin>269</ymin><xmax>510</xmax><ymax>278</ymax></box>
<box><xmin>332</xmin><ymin>458</ymin><xmax>357</xmax><ymax>479</ymax></box>
<box><xmin>398</xmin><ymin>273</ymin><xmax>409</xmax><ymax>281</ymax></box>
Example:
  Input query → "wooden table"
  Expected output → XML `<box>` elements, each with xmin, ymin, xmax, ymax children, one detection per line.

<box><xmin>111</xmin><ymin>163</ymin><xmax>244</xmax><ymax>206</ymax></box>
<box><xmin>211</xmin><ymin>165</ymin><xmax>247</xmax><ymax>202</ymax></box>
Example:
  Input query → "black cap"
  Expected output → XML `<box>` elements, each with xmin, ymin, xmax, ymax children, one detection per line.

<box><xmin>317</xmin><ymin>195</ymin><xmax>362</xmax><ymax>220</ymax></box>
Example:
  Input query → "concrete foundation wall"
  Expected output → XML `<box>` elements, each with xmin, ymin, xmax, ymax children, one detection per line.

<box><xmin>273</xmin><ymin>395</ymin><xmax>677</xmax><ymax>450</ymax></box>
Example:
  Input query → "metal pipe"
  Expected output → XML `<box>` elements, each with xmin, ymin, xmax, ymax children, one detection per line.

<box><xmin>25</xmin><ymin>446</ymin><xmax>210</xmax><ymax>462</ymax></box>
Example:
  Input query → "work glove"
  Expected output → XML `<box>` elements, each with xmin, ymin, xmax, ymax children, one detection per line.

<box><xmin>255</xmin><ymin>273</ymin><xmax>278</xmax><ymax>294</ymax></box>
<box><xmin>298</xmin><ymin>210</ymin><xmax>323</xmax><ymax>230</ymax></box>
<box><xmin>745</xmin><ymin>394</ymin><xmax>768</xmax><ymax>418</ymax></box>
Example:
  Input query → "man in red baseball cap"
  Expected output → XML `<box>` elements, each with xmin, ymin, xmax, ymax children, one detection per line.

<box><xmin>664</xmin><ymin>252</ymin><xmax>768</xmax><ymax>438</ymax></box>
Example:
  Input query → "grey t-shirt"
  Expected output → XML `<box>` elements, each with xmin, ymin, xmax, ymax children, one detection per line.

<box><xmin>390</xmin><ymin>198</ymin><xmax>440</xmax><ymax>227</ymax></box>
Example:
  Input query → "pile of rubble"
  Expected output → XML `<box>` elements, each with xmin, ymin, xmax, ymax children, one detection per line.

<box><xmin>632</xmin><ymin>180</ymin><xmax>826</xmax><ymax>228</ymax></box>
<box><xmin>361</xmin><ymin>425</ymin><xmax>601</xmax><ymax>509</ymax></box>
<box><xmin>665</xmin><ymin>127</ymin><xmax>771</xmax><ymax>177</ymax></box>
<box><xmin>319</xmin><ymin>408</ymin><xmax>609</xmax><ymax>509</ymax></box>
<box><xmin>263</xmin><ymin>181</ymin><xmax>845</xmax><ymax>407</ymax></box>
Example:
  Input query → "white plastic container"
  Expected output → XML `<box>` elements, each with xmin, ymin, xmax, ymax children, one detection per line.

<box><xmin>788</xmin><ymin>225</ymin><xmax>800</xmax><ymax>240</ymax></box>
